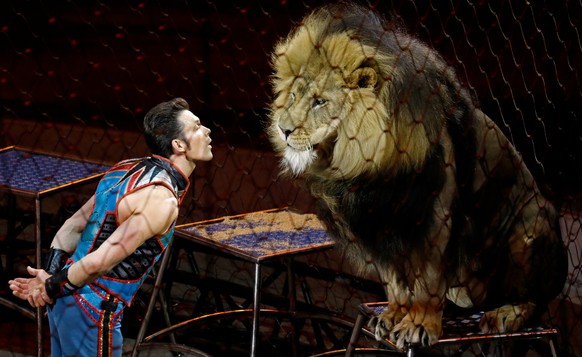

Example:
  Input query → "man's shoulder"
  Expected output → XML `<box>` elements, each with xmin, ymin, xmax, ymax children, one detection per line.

<box><xmin>120</xmin><ymin>183</ymin><xmax>179</xmax><ymax>220</ymax></box>
<box><xmin>132</xmin><ymin>182</ymin><xmax>176</xmax><ymax>198</ymax></box>
<box><xmin>115</xmin><ymin>157</ymin><xmax>147</xmax><ymax>167</ymax></box>
<box><xmin>100</xmin><ymin>157</ymin><xmax>182</xmax><ymax>201</ymax></box>
<box><xmin>105</xmin><ymin>157</ymin><xmax>147</xmax><ymax>174</ymax></box>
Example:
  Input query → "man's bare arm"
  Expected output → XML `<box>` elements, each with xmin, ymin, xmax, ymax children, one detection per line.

<box><xmin>67</xmin><ymin>185</ymin><xmax>179</xmax><ymax>287</ymax></box>
<box><xmin>51</xmin><ymin>194</ymin><xmax>96</xmax><ymax>253</ymax></box>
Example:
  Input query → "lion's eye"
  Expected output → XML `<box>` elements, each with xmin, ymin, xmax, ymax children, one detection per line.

<box><xmin>312</xmin><ymin>97</ymin><xmax>327</xmax><ymax>108</ymax></box>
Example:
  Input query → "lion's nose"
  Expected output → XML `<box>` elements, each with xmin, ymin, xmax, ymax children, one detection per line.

<box><xmin>280</xmin><ymin>126</ymin><xmax>293</xmax><ymax>139</ymax></box>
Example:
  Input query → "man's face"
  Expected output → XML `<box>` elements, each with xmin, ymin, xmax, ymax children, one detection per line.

<box><xmin>177</xmin><ymin>110</ymin><xmax>213</xmax><ymax>162</ymax></box>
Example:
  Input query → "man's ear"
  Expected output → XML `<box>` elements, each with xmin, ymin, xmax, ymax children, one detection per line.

<box><xmin>172</xmin><ymin>139</ymin><xmax>186</xmax><ymax>154</ymax></box>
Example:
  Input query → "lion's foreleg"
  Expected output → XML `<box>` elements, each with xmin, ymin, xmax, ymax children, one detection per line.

<box><xmin>369</xmin><ymin>268</ymin><xmax>412</xmax><ymax>342</ymax></box>
<box><xmin>370</xmin><ymin>252</ymin><xmax>448</xmax><ymax>348</ymax></box>
<box><xmin>389</xmin><ymin>157</ymin><xmax>455</xmax><ymax>348</ymax></box>
<box><xmin>390</xmin><ymin>260</ymin><xmax>447</xmax><ymax>348</ymax></box>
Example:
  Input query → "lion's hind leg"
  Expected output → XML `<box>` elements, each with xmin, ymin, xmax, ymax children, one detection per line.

<box><xmin>479</xmin><ymin>302</ymin><xmax>536</xmax><ymax>334</ymax></box>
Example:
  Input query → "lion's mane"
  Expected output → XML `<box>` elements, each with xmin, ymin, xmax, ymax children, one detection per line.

<box><xmin>269</xmin><ymin>2</ymin><xmax>473</xmax><ymax>181</ymax></box>
<box><xmin>268</xmin><ymin>2</ymin><xmax>479</xmax><ymax>268</ymax></box>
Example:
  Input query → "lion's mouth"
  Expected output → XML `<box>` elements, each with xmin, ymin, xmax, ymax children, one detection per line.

<box><xmin>285</xmin><ymin>140</ymin><xmax>314</xmax><ymax>153</ymax></box>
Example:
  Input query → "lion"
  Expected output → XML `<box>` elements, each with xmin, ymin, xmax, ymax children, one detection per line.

<box><xmin>267</xmin><ymin>1</ymin><xmax>567</xmax><ymax>349</ymax></box>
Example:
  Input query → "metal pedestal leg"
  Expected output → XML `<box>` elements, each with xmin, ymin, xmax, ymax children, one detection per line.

<box><xmin>131</xmin><ymin>237</ymin><xmax>176</xmax><ymax>357</ymax></box>
<box><xmin>35</xmin><ymin>197</ymin><xmax>43</xmax><ymax>357</ymax></box>
<box><xmin>250</xmin><ymin>263</ymin><xmax>262</xmax><ymax>357</ymax></box>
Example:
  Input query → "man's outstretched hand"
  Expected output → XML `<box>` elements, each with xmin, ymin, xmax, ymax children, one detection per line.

<box><xmin>8</xmin><ymin>266</ymin><xmax>53</xmax><ymax>307</ymax></box>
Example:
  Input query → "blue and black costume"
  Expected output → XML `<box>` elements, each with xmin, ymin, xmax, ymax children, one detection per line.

<box><xmin>46</xmin><ymin>156</ymin><xmax>188</xmax><ymax>357</ymax></box>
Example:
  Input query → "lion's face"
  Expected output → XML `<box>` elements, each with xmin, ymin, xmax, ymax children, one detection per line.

<box><xmin>269</xmin><ymin>31</ymin><xmax>405</xmax><ymax>180</ymax></box>
<box><xmin>268</xmin><ymin>2</ymin><xmax>455</xmax><ymax>181</ymax></box>
<box><xmin>269</xmin><ymin>67</ymin><xmax>349</xmax><ymax>176</ymax></box>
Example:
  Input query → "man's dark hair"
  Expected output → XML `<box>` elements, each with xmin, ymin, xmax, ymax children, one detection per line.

<box><xmin>143</xmin><ymin>97</ymin><xmax>189</xmax><ymax>158</ymax></box>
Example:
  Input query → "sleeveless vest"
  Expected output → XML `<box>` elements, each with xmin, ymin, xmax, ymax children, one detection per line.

<box><xmin>69</xmin><ymin>155</ymin><xmax>189</xmax><ymax>306</ymax></box>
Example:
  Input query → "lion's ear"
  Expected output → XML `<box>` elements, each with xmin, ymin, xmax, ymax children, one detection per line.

<box><xmin>347</xmin><ymin>67</ymin><xmax>377</xmax><ymax>89</ymax></box>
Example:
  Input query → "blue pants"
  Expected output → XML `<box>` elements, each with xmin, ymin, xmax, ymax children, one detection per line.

<box><xmin>47</xmin><ymin>291</ymin><xmax>124</xmax><ymax>357</ymax></box>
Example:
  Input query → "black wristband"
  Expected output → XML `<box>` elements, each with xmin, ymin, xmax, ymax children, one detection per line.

<box><xmin>45</xmin><ymin>266</ymin><xmax>81</xmax><ymax>300</ymax></box>
<box><xmin>43</xmin><ymin>248</ymin><xmax>70</xmax><ymax>275</ymax></box>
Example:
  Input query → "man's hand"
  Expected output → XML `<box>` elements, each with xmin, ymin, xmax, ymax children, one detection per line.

<box><xmin>8</xmin><ymin>266</ymin><xmax>54</xmax><ymax>307</ymax></box>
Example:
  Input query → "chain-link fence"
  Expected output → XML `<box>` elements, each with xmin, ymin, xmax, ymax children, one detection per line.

<box><xmin>1</xmin><ymin>1</ymin><xmax>580</xmax><ymax>356</ymax></box>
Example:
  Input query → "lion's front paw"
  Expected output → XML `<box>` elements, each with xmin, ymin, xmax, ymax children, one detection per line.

<box><xmin>480</xmin><ymin>303</ymin><xmax>535</xmax><ymax>334</ymax></box>
<box><xmin>368</xmin><ymin>306</ymin><xmax>407</xmax><ymax>341</ymax></box>
<box><xmin>390</xmin><ymin>315</ymin><xmax>442</xmax><ymax>348</ymax></box>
